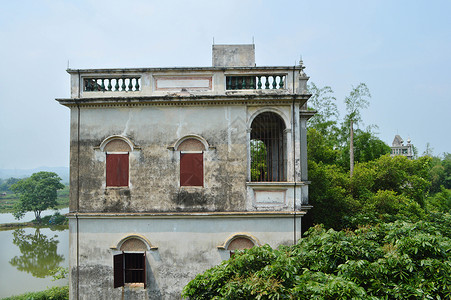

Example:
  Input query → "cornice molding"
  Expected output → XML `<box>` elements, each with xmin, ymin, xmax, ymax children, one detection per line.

<box><xmin>57</xmin><ymin>94</ymin><xmax>310</xmax><ymax>108</ymax></box>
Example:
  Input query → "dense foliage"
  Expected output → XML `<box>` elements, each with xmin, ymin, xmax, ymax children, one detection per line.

<box><xmin>183</xmin><ymin>216</ymin><xmax>451</xmax><ymax>299</ymax></box>
<box><xmin>305</xmin><ymin>83</ymin><xmax>449</xmax><ymax>230</ymax></box>
<box><xmin>2</xmin><ymin>286</ymin><xmax>68</xmax><ymax>300</ymax></box>
<box><xmin>10</xmin><ymin>172</ymin><xmax>64</xmax><ymax>222</ymax></box>
<box><xmin>0</xmin><ymin>177</ymin><xmax>21</xmax><ymax>192</ymax></box>
<box><xmin>184</xmin><ymin>82</ymin><xmax>451</xmax><ymax>299</ymax></box>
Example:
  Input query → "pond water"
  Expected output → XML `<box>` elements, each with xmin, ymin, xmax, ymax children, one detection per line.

<box><xmin>0</xmin><ymin>207</ymin><xmax>69</xmax><ymax>224</ymax></box>
<box><xmin>0</xmin><ymin>213</ymin><xmax>69</xmax><ymax>298</ymax></box>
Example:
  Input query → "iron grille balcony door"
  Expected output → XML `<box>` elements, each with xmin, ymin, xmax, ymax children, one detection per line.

<box><xmin>250</xmin><ymin>112</ymin><xmax>286</xmax><ymax>182</ymax></box>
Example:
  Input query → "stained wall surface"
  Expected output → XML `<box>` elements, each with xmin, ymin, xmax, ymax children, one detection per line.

<box><xmin>70</xmin><ymin>104</ymin><xmax>249</xmax><ymax>213</ymax></box>
<box><xmin>69</xmin><ymin>215</ymin><xmax>302</xmax><ymax>299</ymax></box>
<box><xmin>63</xmin><ymin>61</ymin><xmax>313</xmax><ymax>299</ymax></box>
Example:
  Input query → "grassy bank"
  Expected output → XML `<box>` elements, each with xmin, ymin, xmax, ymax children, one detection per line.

<box><xmin>0</xmin><ymin>212</ymin><xmax>69</xmax><ymax>231</ymax></box>
<box><xmin>0</xmin><ymin>185</ymin><xmax>69</xmax><ymax>214</ymax></box>
<box><xmin>1</xmin><ymin>286</ymin><xmax>68</xmax><ymax>300</ymax></box>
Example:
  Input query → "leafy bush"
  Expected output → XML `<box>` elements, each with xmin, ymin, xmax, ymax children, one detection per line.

<box><xmin>2</xmin><ymin>286</ymin><xmax>68</xmax><ymax>300</ymax></box>
<box><xmin>183</xmin><ymin>219</ymin><xmax>451</xmax><ymax>299</ymax></box>
<box><xmin>37</xmin><ymin>212</ymin><xmax>67</xmax><ymax>226</ymax></box>
<box><xmin>426</xmin><ymin>187</ymin><xmax>451</xmax><ymax>213</ymax></box>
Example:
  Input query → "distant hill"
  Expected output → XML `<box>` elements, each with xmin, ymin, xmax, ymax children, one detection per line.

<box><xmin>0</xmin><ymin>167</ymin><xmax>70</xmax><ymax>184</ymax></box>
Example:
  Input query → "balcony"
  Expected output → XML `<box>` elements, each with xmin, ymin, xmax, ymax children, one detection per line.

<box><xmin>67</xmin><ymin>66</ymin><xmax>308</xmax><ymax>99</ymax></box>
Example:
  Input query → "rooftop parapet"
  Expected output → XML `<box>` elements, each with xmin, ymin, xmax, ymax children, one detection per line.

<box><xmin>66</xmin><ymin>65</ymin><xmax>309</xmax><ymax>99</ymax></box>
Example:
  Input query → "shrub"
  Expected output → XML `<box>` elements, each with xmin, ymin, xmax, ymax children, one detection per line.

<box><xmin>183</xmin><ymin>219</ymin><xmax>451</xmax><ymax>299</ymax></box>
<box><xmin>2</xmin><ymin>285</ymin><xmax>68</xmax><ymax>300</ymax></box>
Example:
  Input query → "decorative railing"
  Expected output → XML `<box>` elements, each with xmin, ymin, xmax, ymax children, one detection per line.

<box><xmin>83</xmin><ymin>77</ymin><xmax>141</xmax><ymax>92</ymax></box>
<box><xmin>226</xmin><ymin>75</ymin><xmax>285</xmax><ymax>90</ymax></box>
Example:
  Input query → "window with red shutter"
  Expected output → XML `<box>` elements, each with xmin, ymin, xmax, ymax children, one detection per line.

<box><xmin>180</xmin><ymin>152</ymin><xmax>203</xmax><ymax>187</ymax></box>
<box><xmin>106</xmin><ymin>153</ymin><xmax>129</xmax><ymax>187</ymax></box>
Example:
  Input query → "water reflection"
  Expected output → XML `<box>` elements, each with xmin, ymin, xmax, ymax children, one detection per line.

<box><xmin>10</xmin><ymin>228</ymin><xmax>64</xmax><ymax>278</ymax></box>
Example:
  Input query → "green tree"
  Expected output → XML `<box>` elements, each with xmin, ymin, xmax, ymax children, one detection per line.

<box><xmin>307</xmin><ymin>128</ymin><xmax>338</xmax><ymax>165</ymax></box>
<box><xmin>343</xmin><ymin>83</ymin><xmax>371</xmax><ymax>177</ymax></box>
<box><xmin>426</xmin><ymin>187</ymin><xmax>451</xmax><ymax>213</ymax></box>
<box><xmin>428</xmin><ymin>152</ymin><xmax>451</xmax><ymax>193</ymax></box>
<box><xmin>250</xmin><ymin>139</ymin><xmax>267</xmax><ymax>181</ymax></box>
<box><xmin>351</xmin><ymin>155</ymin><xmax>431</xmax><ymax>208</ymax></box>
<box><xmin>0</xmin><ymin>177</ymin><xmax>20</xmax><ymax>192</ymax></box>
<box><xmin>305</xmin><ymin>161</ymin><xmax>358</xmax><ymax>229</ymax></box>
<box><xmin>307</xmin><ymin>83</ymin><xmax>339</xmax><ymax>138</ymax></box>
<box><xmin>430</xmin><ymin>160</ymin><xmax>445</xmax><ymax>194</ymax></box>
<box><xmin>10</xmin><ymin>172</ymin><xmax>64</xmax><ymax>221</ymax></box>
<box><xmin>337</xmin><ymin>128</ymin><xmax>391</xmax><ymax>170</ymax></box>
<box><xmin>423</xmin><ymin>142</ymin><xmax>434</xmax><ymax>156</ymax></box>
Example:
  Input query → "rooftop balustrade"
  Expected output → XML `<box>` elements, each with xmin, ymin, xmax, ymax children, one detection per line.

<box><xmin>84</xmin><ymin>77</ymin><xmax>141</xmax><ymax>92</ymax></box>
<box><xmin>226</xmin><ymin>75</ymin><xmax>285</xmax><ymax>90</ymax></box>
<box><xmin>67</xmin><ymin>66</ymin><xmax>308</xmax><ymax>99</ymax></box>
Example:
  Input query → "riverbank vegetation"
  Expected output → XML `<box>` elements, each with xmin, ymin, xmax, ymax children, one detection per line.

<box><xmin>183</xmin><ymin>83</ymin><xmax>451</xmax><ymax>299</ymax></box>
<box><xmin>0</xmin><ymin>211</ymin><xmax>68</xmax><ymax>231</ymax></box>
<box><xmin>1</xmin><ymin>286</ymin><xmax>68</xmax><ymax>300</ymax></box>
<box><xmin>10</xmin><ymin>172</ymin><xmax>65</xmax><ymax>221</ymax></box>
<box><xmin>0</xmin><ymin>183</ymin><xmax>69</xmax><ymax>214</ymax></box>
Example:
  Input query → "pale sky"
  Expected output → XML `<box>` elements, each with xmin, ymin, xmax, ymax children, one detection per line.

<box><xmin>0</xmin><ymin>0</ymin><xmax>450</xmax><ymax>169</ymax></box>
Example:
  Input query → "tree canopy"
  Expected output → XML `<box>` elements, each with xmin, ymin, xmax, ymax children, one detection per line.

<box><xmin>10</xmin><ymin>171</ymin><xmax>64</xmax><ymax>221</ymax></box>
<box><xmin>0</xmin><ymin>177</ymin><xmax>21</xmax><ymax>192</ymax></box>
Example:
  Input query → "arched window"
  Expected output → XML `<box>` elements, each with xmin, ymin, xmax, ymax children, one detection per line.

<box><xmin>226</xmin><ymin>236</ymin><xmax>257</xmax><ymax>258</ymax></box>
<box><xmin>102</xmin><ymin>137</ymin><xmax>132</xmax><ymax>187</ymax></box>
<box><xmin>250</xmin><ymin>112</ymin><xmax>286</xmax><ymax>182</ymax></box>
<box><xmin>112</xmin><ymin>235</ymin><xmax>156</xmax><ymax>289</ymax></box>
<box><xmin>218</xmin><ymin>233</ymin><xmax>260</xmax><ymax>258</ymax></box>
<box><xmin>227</xmin><ymin>237</ymin><xmax>255</xmax><ymax>251</ymax></box>
<box><xmin>120</xmin><ymin>238</ymin><xmax>147</xmax><ymax>251</ymax></box>
<box><xmin>177</xmin><ymin>137</ymin><xmax>206</xmax><ymax>187</ymax></box>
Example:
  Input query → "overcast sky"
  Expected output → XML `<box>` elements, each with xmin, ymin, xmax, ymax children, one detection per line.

<box><xmin>0</xmin><ymin>0</ymin><xmax>450</xmax><ymax>169</ymax></box>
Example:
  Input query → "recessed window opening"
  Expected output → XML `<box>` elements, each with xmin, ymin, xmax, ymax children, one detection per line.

<box><xmin>104</xmin><ymin>139</ymin><xmax>131</xmax><ymax>187</ymax></box>
<box><xmin>227</xmin><ymin>237</ymin><xmax>255</xmax><ymax>258</ymax></box>
<box><xmin>113</xmin><ymin>237</ymin><xmax>147</xmax><ymax>288</ymax></box>
<box><xmin>125</xmin><ymin>253</ymin><xmax>145</xmax><ymax>284</ymax></box>
<box><xmin>178</xmin><ymin>138</ymin><xmax>205</xmax><ymax>187</ymax></box>
<box><xmin>113</xmin><ymin>252</ymin><xmax>146</xmax><ymax>288</ymax></box>
<box><xmin>250</xmin><ymin>112</ymin><xmax>286</xmax><ymax>182</ymax></box>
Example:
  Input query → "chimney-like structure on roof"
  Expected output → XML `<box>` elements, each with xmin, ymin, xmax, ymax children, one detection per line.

<box><xmin>212</xmin><ymin>44</ymin><xmax>256</xmax><ymax>67</ymax></box>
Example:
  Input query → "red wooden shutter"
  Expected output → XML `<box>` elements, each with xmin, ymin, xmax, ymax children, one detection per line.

<box><xmin>113</xmin><ymin>253</ymin><xmax>124</xmax><ymax>288</ymax></box>
<box><xmin>106</xmin><ymin>154</ymin><xmax>129</xmax><ymax>187</ymax></box>
<box><xmin>180</xmin><ymin>153</ymin><xmax>203</xmax><ymax>186</ymax></box>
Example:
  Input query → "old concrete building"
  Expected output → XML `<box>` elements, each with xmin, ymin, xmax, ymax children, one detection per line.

<box><xmin>391</xmin><ymin>135</ymin><xmax>413</xmax><ymax>159</ymax></box>
<box><xmin>57</xmin><ymin>44</ymin><xmax>313</xmax><ymax>299</ymax></box>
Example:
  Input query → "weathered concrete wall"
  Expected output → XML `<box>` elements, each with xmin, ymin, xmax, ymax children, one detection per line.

<box><xmin>69</xmin><ymin>215</ymin><xmax>301</xmax><ymax>300</ymax></box>
<box><xmin>69</xmin><ymin>102</ymin><xmax>307</xmax><ymax>214</ymax></box>
<box><xmin>212</xmin><ymin>44</ymin><xmax>255</xmax><ymax>67</ymax></box>
<box><xmin>67</xmin><ymin>98</ymin><xmax>310</xmax><ymax>299</ymax></box>
<box><xmin>70</xmin><ymin>104</ymin><xmax>250</xmax><ymax>213</ymax></box>
<box><xmin>63</xmin><ymin>53</ymin><xmax>314</xmax><ymax>300</ymax></box>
